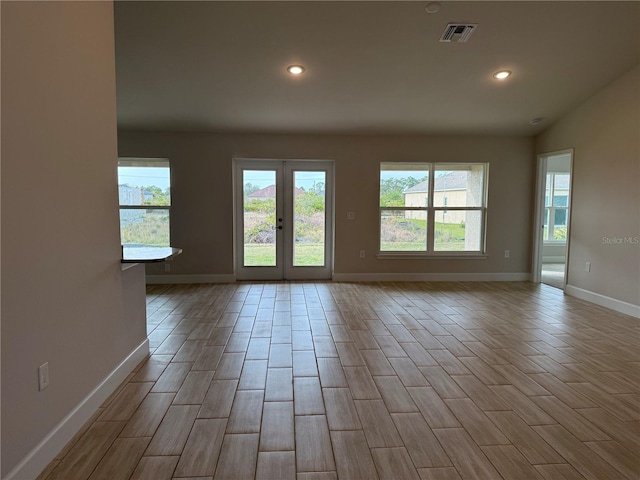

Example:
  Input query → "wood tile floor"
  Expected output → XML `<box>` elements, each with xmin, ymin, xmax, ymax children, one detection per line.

<box><xmin>40</xmin><ymin>281</ymin><xmax>639</xmax><ymax>480</ymax></box>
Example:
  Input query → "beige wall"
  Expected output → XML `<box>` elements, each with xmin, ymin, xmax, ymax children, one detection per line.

<box><xmin>118</xmin><ymin>132</ymin><xmax>534</xmax><ymax>277</ymax></box>
<box><xmin>536</xmin><ymin>65</ymin><xmax>640</xmax><ymax>305</ymax></box>
<box><xmin>1</xmin><ymin>2</ymin><xmax>146</xmax><ymax>475</ymax></box>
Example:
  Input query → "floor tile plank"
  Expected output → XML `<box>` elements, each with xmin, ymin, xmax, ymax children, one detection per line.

<box><xmin>260</xmin><ymin>402</ymin><xmax>295</xmax><ymax>451</ymax></box>
<box><xmin>391</xmin><ymin>413</ymin><xmax>452</xmax><ymax>468</ymax></box>
<box><xmin>371</xmin><ymin>447</ymin><xmax>420</xmax><ymax>480</ymax></box>
<box><xmin>46</xmin><ymin>422</ymin><xmax>126</xmax><ymax>480</ymax></box>
<box><xmin>295</xmin><ymin>415</ymin><xmax>336</xmax><ymax>472</ymax></box>
<box><xmin>256</xmin><ymin>451</ymin><xmax>296</xmax><ymax>480</ymax></box>
<box><xmin>129</xmin><ymin>456</ymin><xmax>179</xmax><ymax>480</ymax></box>
<box><xmin>433</xmin><ymin>428</ymin><xmax>502</xmax><ymax>480</ymax></box>
<box><xmin>174</xmin><ymin>418</ymin><xmax>226</xmax><ymax>477</ymax></box>
<box><xmin>145</xmin><ymin>405</ymin><xmax>199</xmax><ymax>456</ymax></box>
<box><xmin>354</xmin><ymin>399</ymin><xmax>403</xmax><ymax>448</ymax></box>
<box><xmin>213</xmin><ymin>433</ymin><xmax>259</xmax><ymax>480</ymax></box>
<box><xmin>226</xmin><ymin>389</ymin><xmax>264</xmax><ymax>433</ymax></box>
<box><xmin>330</xmin><ymin>430</ymin><xmax>378</xmax><ymax>480</ymax></box>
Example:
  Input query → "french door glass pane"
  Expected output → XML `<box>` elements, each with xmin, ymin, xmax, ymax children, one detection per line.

<box><xmin>380</xmin><ymin>210</ymin><xmax>427</xmax><ymax>251</ymax></box>
<box><xmin>434</xmin><ymin>209</ymin><xmax>482</xmax><ymax>251</ymax></box>
<box><xmin>293</xmin><ymin>171</ymin><xmax>325</xmax><ymax>266</ymax></box>
<box><xmin>243</xmin><ymin>170</ymin><xmax>276</xmax><ymax>266</ymax></box>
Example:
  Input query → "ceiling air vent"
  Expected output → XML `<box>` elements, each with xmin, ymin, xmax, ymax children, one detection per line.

<box><xmin>440</xmin><ymin>23</ymin><xmax>478</xmax><ymax>43</ymax></box>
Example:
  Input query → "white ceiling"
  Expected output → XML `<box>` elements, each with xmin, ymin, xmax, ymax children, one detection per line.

<box><xmin>114</xmin><ymin>1</ymin><xmax>640</xmax><ymax>135</ymax></box>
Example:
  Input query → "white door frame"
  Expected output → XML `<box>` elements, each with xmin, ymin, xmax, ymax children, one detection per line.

<box><xmin>233</xmin><ymin>158</ymin><xmax>334</xmax><ymax>281</ymax></box>
<box><xmin>532</xmin><ymin>149</ymin><xmax>573</xmax><ymax>286</ymax></box>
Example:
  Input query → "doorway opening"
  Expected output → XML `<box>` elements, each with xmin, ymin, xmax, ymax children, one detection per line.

<box><xmin>533</xmin><ymin>150</ymin><xmax>573</xmax><ymax>289</ymax></box>
<box><xmin>234</xmin><ymin>159</ymin><xmax>334</xmax><ymax>281</ymax></box>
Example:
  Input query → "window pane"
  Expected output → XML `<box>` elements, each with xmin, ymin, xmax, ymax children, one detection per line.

<box><xmin>553</xmin><ymin>225</ymin><xmax>567</xmax><ymax>241</ymax></box>
<box><xmin>554</xmin><ymin>174</ymin><xmax>570</xmax><ymax>191</ymax></box>
<box><xmin>434</xmin><ymin>164</ymin><xmax>484</xmax><ymax>207</ymax></box>
<box><xmin>434</xmin><ymin>210</ymin><xmax>482</xmax><ymax>251</ymax></box>
<box><xmin>380</xmin><ymin>163</ymin><xmax>429</xmax><ymax>208</ymax></box>
<box><xmin>118</xmin><ymin>163</ymin><xmax>170</xmax><ymax>206</ymax></box>
<box><xmin>380</xmin><ymin>210</ymin><xmax>427</xmax><ymax>251</ymax></box>
<box><xmin>243</xmin><ymin>170</ymin><xmax>276</xmax><ymax>267</ymax></box>
<box><xmin>120</xmin><ymin>209</ymin><xmax>169</xmax><ymax>246</ymax></box>
<box><xmin>294</xmin><ymin>171</ymin><xmax>325</xmax><ymax>266</ymax></box>
<box><xmin>553</xmin><ymin>195</ymin><xmax>568</xmax><ymax>207</ymax></box>
<box><xmin>554</xmin><ymin>208</ymin><xmax>567</xmax><ymax>226</ymax></box>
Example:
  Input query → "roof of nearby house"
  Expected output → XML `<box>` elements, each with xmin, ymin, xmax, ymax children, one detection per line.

<box><xmin>404</xmin><ymin>171</ymin><xmax>468</xmax><ymax>194</ymax></box>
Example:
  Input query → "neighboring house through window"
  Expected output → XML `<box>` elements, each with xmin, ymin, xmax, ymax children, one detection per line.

<box><xmin>118</xmin><ymin>158</ymin><xmax>171</xmax><ymax>246</ymax></box>
<box><xmin>380</xmin><ymin>163</ymin><xmax>488</xmax><ymax>254</ymax></box>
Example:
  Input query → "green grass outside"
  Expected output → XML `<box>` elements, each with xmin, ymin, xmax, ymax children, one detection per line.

<box><xmin>244</xmin><ymin>243</ymin><xmax>325</xmax><ymax>266</ymax></box>
<box><xmin>381</xmin><ymin>220</ymin><xmax>467</xmax><ymax>251</ymax></box>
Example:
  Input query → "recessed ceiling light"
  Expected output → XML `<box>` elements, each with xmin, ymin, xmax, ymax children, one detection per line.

<box><xmin>287</xmin><ymin>65</ymin><xmax>305</xmax><ymax>75</ymax></box>
<box><xmin>493</xmin><ymin>70</ymin><xmax>512</xmax><ymax>80</ymax></box>
<box><xmin>425</xmin><ymin>2</ymin><xmax>441</xmax><ymax>14</ymax></box>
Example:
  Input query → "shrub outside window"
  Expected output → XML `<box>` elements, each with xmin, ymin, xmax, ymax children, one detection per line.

<box><xmin>118</xmin><ymin>158</ymin><xmax>171</xmax><ymax>246</ymax></box>
<box><xmin>380</xmin><ymin>163</ymin><xmax>488</xmax><ymax>254</ymax></box>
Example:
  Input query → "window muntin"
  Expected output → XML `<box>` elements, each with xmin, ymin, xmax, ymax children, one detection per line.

<box><xmin>380</xmin><ymin>163</ymin><xmax>487</xmax><ymax>254</ymax></box>
<box><xmin>118</xmin><ymin>158</ymin><xmax>170</xmax><ymax>246</ymax></box>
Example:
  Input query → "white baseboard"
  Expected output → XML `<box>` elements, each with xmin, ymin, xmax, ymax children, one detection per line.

<box><xmin>564</xmin><ymin>285</ymin><xmax>640</xmax><ymax>318</ymax></box>
<box><xmin>4</xmin><ymin>339</ymin><xmax>150</xmax><ymax>480</ymax></box>
<box><xmin>331</xmin><ymin>272</ymin><xmax>530</xmax><ymax>282</ymax></box>
<box><xmin>146</xmin><ymin>272</ymin><xmax>530</xmax><ymax>284</ymax></box>
<box><xmin>146</xmin><ymin>274</ymin><xmax>236</xmax><ymax>284</ymax></box>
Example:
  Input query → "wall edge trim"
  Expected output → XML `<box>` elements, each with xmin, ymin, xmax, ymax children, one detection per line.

<box><xmin>331</xmin><ymin>272</ymin><xmax>531</xmax><ymax>282</ymax></box>
<box><xmin>565</xmin><ymin>284</ymin><xmax>640</xmax><ymax>318</ymax></box>
<box><xmin>4</xmin><ymin>339</ymin><xmax>150</xmax><ymax>480</ymax></box>
<box><xmin>145</xmin><ymin>274</ymin><xmax>237</xmax><ymax>284</ymax></box>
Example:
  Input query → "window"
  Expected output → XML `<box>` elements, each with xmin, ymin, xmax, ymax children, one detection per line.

<box><xmin>118</xmin><ymin>158</ymin><xmax>171</xmax><ymax>246</ymax></box>
<box><xmin>543</xmin><ymin>173</ymin><xmax>569</xmax><ymax>242</ymax></box>
<box><xmin>380</xmin><ymin>163</ymin><xmax>488</xmax><ymax>254</ymax></box>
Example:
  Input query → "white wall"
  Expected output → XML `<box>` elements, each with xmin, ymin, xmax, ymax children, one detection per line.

<box><xmin>1</xmin><ymin>2</ymin><xmax>146</xmax><ymax>476</ymax></box>
<box><xmin>118</xmin><ymin>132</ymin><xmax>535</xmax><ymax>280</ymax></box>
<box><xmin>536</xmin><ymin>65</ymin><xmax>640</xmax><ymax>308</ymax></box>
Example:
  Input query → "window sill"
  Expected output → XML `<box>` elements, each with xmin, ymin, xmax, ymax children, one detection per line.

<box><xmin>376</xmin><ymin>252</ymin><xmax>488</xmax><ymax>260</ymax></box>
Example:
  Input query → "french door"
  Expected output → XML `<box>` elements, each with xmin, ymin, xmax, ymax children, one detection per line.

<box><xmin>234</xmin><ymin>159</ymin><xmax>334</xmax><ymax>280</ymax></box>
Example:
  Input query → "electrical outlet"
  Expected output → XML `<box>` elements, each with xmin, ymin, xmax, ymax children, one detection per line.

<box><xmin>360</xmin><ymin>250</ymin><xmax>365</xmax><ymax>258</ymax></box>
<box><xmin>585</xmin><ymin>261</ymin><xmax>591</xmax><ymax>272</ymax></box>
<box><xmin>165</xmin><ymin>262</ymin><xmax>171</xmax><ymax>273</ymax></box>
<box><xmin>347</xmin><ymin>212</ymin><xmax>356</xmax><ymax>220</ymax></box>
<box><xmin>504</xmin><ymin>250</ymin><xmax>510</xmax><ymax>259</ymax></box>
<box><xmin>39</xmin><ymin>362</ymin><xmax>50</xmax><ymax>391</ymax></box>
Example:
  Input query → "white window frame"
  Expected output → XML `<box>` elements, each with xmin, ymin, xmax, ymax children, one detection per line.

<box><xmin>118</xmin><ymin>158</ymin><xmax>171</xmax><ymax>246</ymax></box>
<box><xmin>378</xmin><ymin>162</ymin><xmax>488</xmax><ymax>258</ymax></box>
